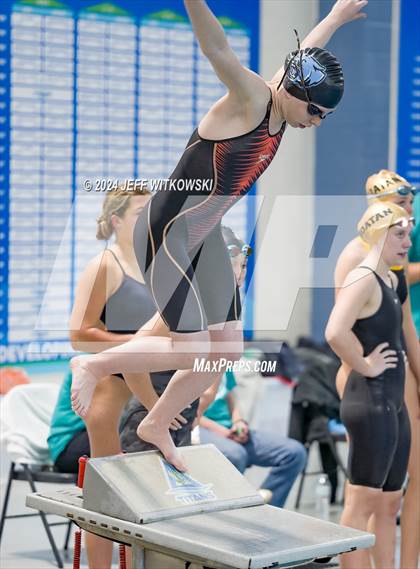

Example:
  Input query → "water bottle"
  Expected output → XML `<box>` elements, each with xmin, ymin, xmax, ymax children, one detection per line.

<box><xmin>315</xmin><ymin>474</ymin><xmax>331</xmax><ymax>520</ymax></box>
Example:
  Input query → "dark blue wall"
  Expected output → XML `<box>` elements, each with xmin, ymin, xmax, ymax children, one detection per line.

<box><xmin>311</xmin><ymin>0</ymin><xmax>393</xmax><ymax>340</ymax></box>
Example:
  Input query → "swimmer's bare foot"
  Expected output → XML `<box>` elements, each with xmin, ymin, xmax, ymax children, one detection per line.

<box><xmin>137</xmin><ymin>418</ymin><xmax>187</xmax><ymax>472</ymax></box>
<box><xmin>70</xmin><ymin>356</ymin><xmax>100</xmax><ymax>418</ymax></box>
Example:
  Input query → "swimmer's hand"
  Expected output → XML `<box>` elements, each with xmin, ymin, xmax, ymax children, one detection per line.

<box><xmin>169</xmin><ymin>412</ymin><xmax>188</xmax><ymax>431</ymax></box>
<box><xmin>229</xmin><ymin>419</ymin><xmax>249</xmax><ymax>444</ymax></box>
<box><xmin>329</xmin><ymin>0</ymin><xmax>368</xmax><ymax>26</ymax></box>
<box><xmin>364</xmin><ymin>342</ymin><xmax>398</xmax><ymax>377</ymax></box>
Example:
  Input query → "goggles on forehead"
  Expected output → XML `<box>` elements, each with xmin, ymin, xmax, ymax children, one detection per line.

<box><xmin>390</xmin><ymin>216</ymin><xmax>415</xmax><ymax>229</ymax></box>
<box><xmin>367</xmin><ymin>185</ymin><xmax>419</xmax><ymax>199</ymax></box>
<box><xmin>227</xmin><ymin>244</ymin><xmax>253</xmax><ymax>258</ymax></box>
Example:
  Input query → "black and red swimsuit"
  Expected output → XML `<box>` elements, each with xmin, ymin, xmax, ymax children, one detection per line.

<box><xmin>134</xmin><ymin>90</ymin><xmax>286</xmax><ymax>332</ymax></box>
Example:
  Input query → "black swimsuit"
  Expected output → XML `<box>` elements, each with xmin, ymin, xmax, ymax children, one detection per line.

<box><xmin>392</xmin><ymin>267</ymin><xmax>408</xmax><ymax>352</ymax></box>
<box><xmin>393</xmin><ymin>267</ymin><xmax>408</xmax><ymax>305</ymax></box>
<box><xmin>134</xmin><ymin>91</ymin><xmax>285</xmax><ymax>332</ymax></box>
<box><xmin>340</xmin><ymin>268</ymin><xmax>410</xmax><ymax>490</ymax></box>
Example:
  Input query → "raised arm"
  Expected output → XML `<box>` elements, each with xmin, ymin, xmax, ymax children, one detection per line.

<box><xmin>271</xmin><ymin>0</ymin><xmax>368</xmax><ymax>84</ymax></box>
<box><xmin>325</xmin><ymin>268</ymin><xmax>398</xmax><ymax>377</ymax></box>
<box><xmin>303</xmin><ymin>0</ymin><xmax>367</xmax><ymax>49</ymax></box>
<box><xmin>184</xmin><ymin>0</ymin><xmax>266</xmax><ymax>101</ymax></box>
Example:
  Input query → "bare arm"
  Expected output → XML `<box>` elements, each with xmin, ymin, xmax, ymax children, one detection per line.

<box><xmin>194</xmin><ymin>376</ymin><xmax>223</xmax><ymax>427</ymax></box>
<box><xmin>69</xmin><ymin>252</ymin><xmax>133</xmax><ymax>353</ymax></box>
<box><xmin>69</xmin><ymin>252</ymin><xmax>180</xmax><ymax>424</ymax></box>
<box><xmin>326</xmin><ymin>268</ymin><xmax>398</xmax><ymax>376</ymax></box>
<box><xmin>402</xmin><ymin>294</ymin><xmax>420</xmax><ymax>386</ymax></box>
<box><xmin>302</xmin><ymin>0</ymin><xmax>368</xmax><ymax>48</ymax></box>
<box><xmin>199</xmin><ymin>415</ymin><xmax>232</xmax><ymax>437</ymax></box>
<box><xmin>226</xmin><ymin>391</ymin><xmax>244</xmax><ymax>425</ymax></box>
<box><xmin>226</xmin><ymin>391</ymin><xmax>249</xmax><ymax>443</ymax></box>
<box><xmin>334</xmin><ymin>239</ymin><xmax>365</xmax><ymax>356</ymax></box>
<box><xmin>184</xmin><ymin>0</ymin><xmax>266</xmax><ymax>101</ymax></box>
<box><xmin>271</xmin><ymin>0</ymin><xmax>368</xmax><ymax>84</ymax></box>
<box><xmin>406</xmin><ymin>261</ymin><xmax>420</xmax><ymax>285</ymax></box>
<box><xmin>334</xmin><ymin>238</ymin><xmax>365</xmax><ymax>293</ymax></box>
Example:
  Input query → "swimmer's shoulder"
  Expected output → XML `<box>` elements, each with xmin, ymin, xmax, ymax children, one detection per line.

<box><xmin>342</xmin><ymin>265</ymin><xmax>377</xmax><ymax>293</ymax></box>
<box><xmin>335</xmin><ymin>237</ymin><xmax>367</xmax><ymax>288</ymax></box>
<box><xmin>80</xmin><ymin>250</ymin><xmax>123</xmax><ymax>296</ymax></box>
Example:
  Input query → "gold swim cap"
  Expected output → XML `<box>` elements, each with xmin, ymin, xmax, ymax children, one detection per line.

<box><xmin>357</xmin><ymin>201</ymin><xmax>410</xmax><ymax>244</ymax></box>
<box><xmin>365</xmin><ymin>169</ymin><xmax>414</xmax><ymax>200</ymax></box>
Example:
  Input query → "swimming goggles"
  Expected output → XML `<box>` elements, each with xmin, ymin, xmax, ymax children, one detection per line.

<box><xmin>367</xmin><ymin>185</ymin><xmax>419</xmax><ymax>199</ymax></box>
<box><xmin>390</xmin><ymin>216</ymin><xmax>416</xmax><ymax>229</ymax></box>
<box><xmin>294</xmin><ymin>31</ymin><xmax>333</xmax><ymax>120</ymax></box>
<box><xmin>227</xmin><ymin>244</ymin><xmax>253</xmax><ymax>258</ymax></box>
<box><xmin>277</xmin><ymin>30</ymin><xmax>333</xmax><ymax>120</ymax></box>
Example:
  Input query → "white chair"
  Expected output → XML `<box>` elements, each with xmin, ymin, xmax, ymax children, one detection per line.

<box><xmin>0</xmin><ymin>383</ymin><xmax>77</xmax><ymax>567</ymax></box>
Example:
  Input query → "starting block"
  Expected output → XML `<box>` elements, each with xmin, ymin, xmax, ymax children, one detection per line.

<box><xmin>26</xmin><ymin>444</ymin><xmax>374</xmax><ymax>568</ymax></box>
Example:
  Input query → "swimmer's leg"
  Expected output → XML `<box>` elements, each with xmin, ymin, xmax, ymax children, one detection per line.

<box><xmin>137</xmin><ymin>320</ymin><xmax>244</xmax><ymax>470</ymax></box>
<box><xmin>137</xmin><ymin>227</ymin><xmax>244</xmax><ymax>468</ymax></box>
<box><xmin>340</xmin><ymin>484</ymin><xmax>383</xmax><ymax>569</ymax></box>
<box><xmin>71</xmin><ymin>226</ymin><xmax>210</xmax><ymax>470</ymax></box>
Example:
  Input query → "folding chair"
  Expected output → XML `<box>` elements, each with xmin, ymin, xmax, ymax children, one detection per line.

<box><xmin>0</xmin><ymin>383</ymin><xmax>77</xmax><ymax>568</ymax></box>
<box><xmin>294</xmin><ymin>412</ymin><xmax>348</xmax><ymax>509</ymax></box>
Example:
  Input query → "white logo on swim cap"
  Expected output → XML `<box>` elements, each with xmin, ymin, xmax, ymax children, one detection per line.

<box><xmin>288</xmin><ymin>54</ymin><xmax>327</xmax><ymax>88</ymax></box>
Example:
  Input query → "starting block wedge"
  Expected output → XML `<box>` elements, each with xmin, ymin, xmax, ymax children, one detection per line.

<box><xmin>26</xmin><ymin>444</ymin><xmax>374</xmax><ymax>568</ymax></box>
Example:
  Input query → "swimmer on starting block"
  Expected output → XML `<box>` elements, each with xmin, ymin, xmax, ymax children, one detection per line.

<box><xmin>71</xmin><ymin>0</ymin><xmax>368</xmax><ymax>471</ymax></box>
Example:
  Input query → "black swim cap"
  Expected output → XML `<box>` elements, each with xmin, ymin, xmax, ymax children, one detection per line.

<box><xmin>283</xmin><ymin>47</ymin><xmax>344</xmax><ymax>109</ymax></box>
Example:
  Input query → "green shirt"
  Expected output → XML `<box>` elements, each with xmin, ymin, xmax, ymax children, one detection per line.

<box><xmin>409</xmin><ymin>193</ymin><xmax>420</xmax><ymax>338</ymax></box>
<box><xmin>47</xmin><ymin>371</ymin><xmax>85</xmax><ymax>462</ymax></box>
<box><xmin>203</xmin><ymin>371</ymin><xmax>237</xmax><ymax>429</ymax></box>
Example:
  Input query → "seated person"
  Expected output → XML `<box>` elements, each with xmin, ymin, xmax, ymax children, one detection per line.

<box><xmin>199</xmin><ymin>369</ymin><xmax>307</xmax><ymax>508</ymax></box>
<box><xmin>48</xmin><ymin>370</ymin><xmax>198</xmax><ymax>473</ymax></box>
<box><xmin>49</xmin><ymin>186</ymin><xmax>199</xmax><ymax>474</ymax></box>
<box><xmin>48</xmin><ymin>370</ymin><xmax>86</xmax><ymax>473</ymax></box>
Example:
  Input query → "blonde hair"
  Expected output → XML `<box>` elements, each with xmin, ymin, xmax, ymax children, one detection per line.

<box><xmin>357</xmin><ymin>201</ymin><xmax>409</xmax><ymax>244</ymax></box>
<box><xmin>96</xmin><ymin>183</ymin><xmax>150</xmax><ymax>240</ymax></box>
